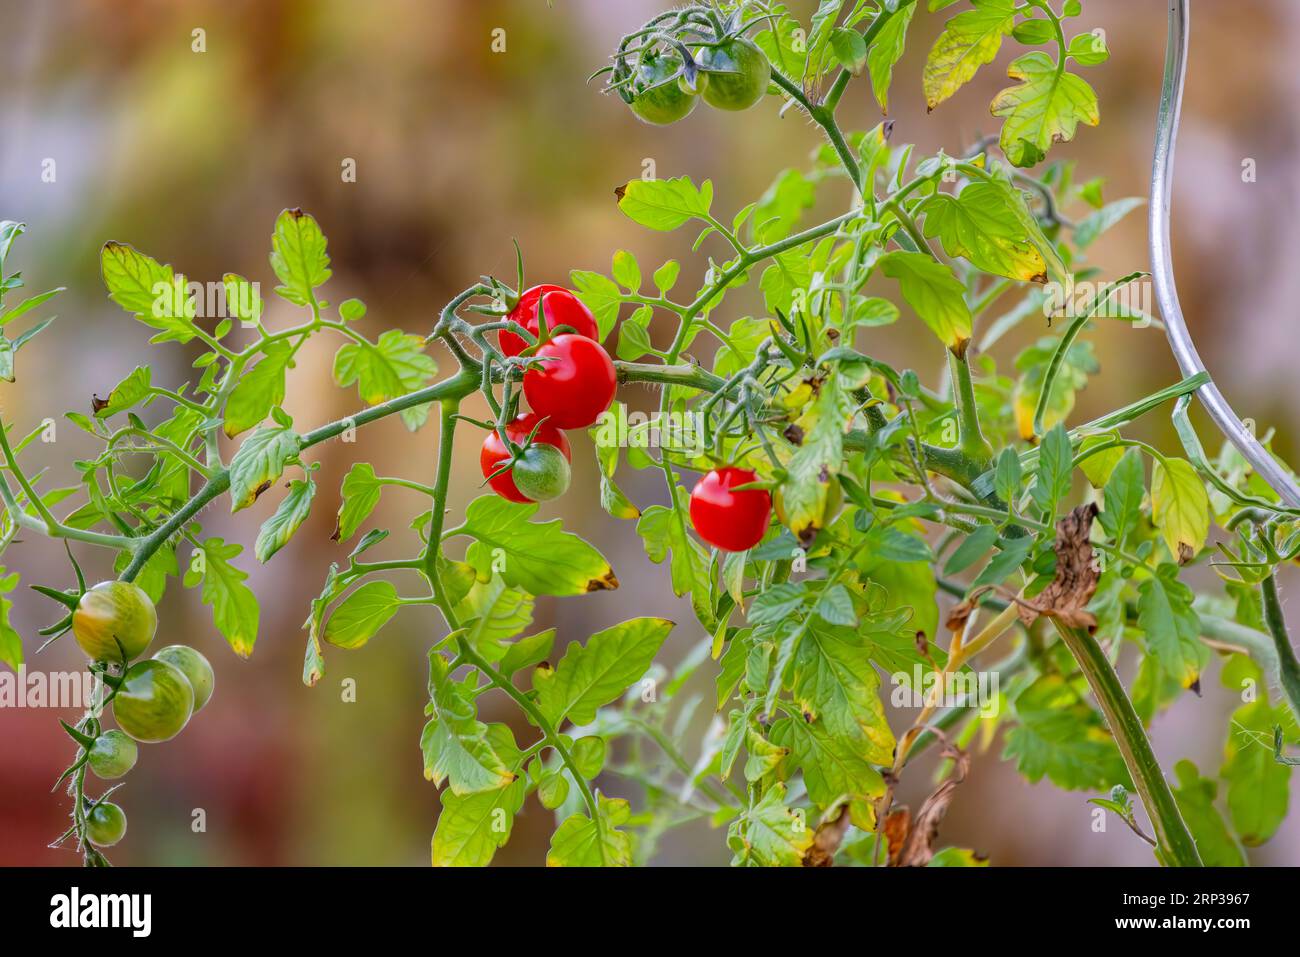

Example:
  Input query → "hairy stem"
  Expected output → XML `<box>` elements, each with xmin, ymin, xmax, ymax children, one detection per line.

<box><xmin>1051</xmin><ymin>621</ymin><xmax>1202</xmax><ymax>867</ymax></box>
<box><xmin>1261</xmin><ymin>574</ymin><xmax>1300</xmax><ymax>720</ymax></box>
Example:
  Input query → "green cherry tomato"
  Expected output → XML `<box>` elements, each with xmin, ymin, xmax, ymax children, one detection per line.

<box><xmin>112</xmin><ymin>659</ymin><xmax>194</xmax><ymax>744</ymax></box>
<box><xmin>696</xmin><ymin>38</ymin><xmax>771</xmax><ymax>112</ymax></box>
<box><xmin>153</xmin><ymin>645</ymin><xmax>215</xmax><ymax>713</ymax></box>
<box><xmin>510</xmin><ymin>443</ymin><xmax>572</xmax><ymax>503</ymax></box>
<box><xmin>86</xmin><ymin>802</ymin><xmax>127</xmax><ymax>847</ymax></box>
<box><xmin>629</xmin><ymin>52</ymin><xmax>698</xmax><ymax>125</ymax></box>
<box><xmin>72</xmin><ymin>580</ymin><xmax>158</xmax><ymax>663</ymax></box>
<box><xmin>87</xmin><ymin>730</ymin><xmax>138</xmax><ymax>780</ymax></box>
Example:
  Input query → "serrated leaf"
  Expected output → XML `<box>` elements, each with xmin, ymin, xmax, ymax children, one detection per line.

<box><xmin>866</xmin><ymin>2</ymin><xmax>915</xmax><ymax>112</ymax></box>
<box><xmin>332</xmin><ymin>329</ymin><xmax>436</xmax><ymax>431</ymax></box>
<box><xmin>533</xmin><ymin>617</ymin><xmax>673</xmax><ymax>726</ymax></box>
<box><xmin>100</xmin><ymin>242</ymin><xmax>197</xmax><ymax>343</ymax></box>
<box><xmin>224</xmin><ymin>341</ymin><xmax>291</xmax><ymax>436</ymax></box>
<box><xmin>461</xmin><ymin>495</ymin><xmax>617</xmax><ymax>596</ymax></box>
<box><xmin>922</xmin><ymin>180</ymin><xmax>1051</xmax><ymax>282</ymax></box>
<box><xmin>1151</xmin><ymin>456</ymin><xmax>1209</xmax><ymax>561</ymax></box>
<box><xmin>455</xmin><ymin>574</ymin><xmax>534</xmax><ymax>663</ymax></box>
<box><xmin>1171</xmin><ymin>760</ymin><xmax>1245</xmax><ymax>866</ymax></box>
<box><xmin>269</xmin><ymin>208</ymin><xmax>331</xmax><ymax>306</ymax></box>
<box><xmin>991</xmin><ymin>52</ymin><xmax>1100</xmax><ymax>168</ymax></box>
<box><xmin>729</xmin><ymin>783</ymin><xmax>813</xmax><ymax>867</ymax></box>
<box><xmin>93</xmin><ymin>366</ymin><xmax>151</xmax><ymax>418</ymax></box>
<box><xmin>228</xmin><ymin>425</ymin><xmax>300</xmax><ymax>512</ymax></box>
<box><xmin>432</xmin><ymin>777</ymin><xmax>526</xmax><ymax>867</ymax></box>
<box><xmin>879</xmin><ymin>251</ymin><xmax>972</xmax><ymax>349</ymax></box>
<box><xmin>184</xmin><ymin>537</ymin><xmax>259</xmax><ymax>657</ymax></box>
<box><xmin>547</xmin><ymin>795</ymin><xmax>633</xmax><ymax>867</ymax></box>
<box><xmin>1137</xmin><ymin>563</ymin><xmax>1206</xmax><ymax>690</ymax></box>
<box><xmin>254</xmin><ymin>479</ymin><xmax>315</xmax><ymax>562</ymax></box>
<box><xmin>617</xmin><ymin>176</ymin><xmax>713</xmax><ymax>231</ymax></box>
<box><xmin>569</xmin><ymin>269</ymin><xmax>621</xmax><ymax>340</ymax></box>
<box><xmin>324</xmin><ymin>580</ymin><xmax>400</xmax><ymax>649</ymax></box>
<box><xmin>1003</xmin><ymin>674</ymin><xmax>1130</xmax><ymax>790</ymax></box>
<box><xmin>1099</xmin><ymin>447</ymin><xmax>1144</xmax><ymax>547</ymax></box>
<box><xmin>334</xmin><ymin>462</ymin><xmax>382</xmax><ymax>542</ymax></box>
<box><xmin>923</xmin><ymin>0</ymin><xmax>1016</xmax><ymax>110</ymax></box>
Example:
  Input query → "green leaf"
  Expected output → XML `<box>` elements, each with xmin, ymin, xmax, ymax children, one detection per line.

<box><xmin>1171</xmin><ymin>760</ymin><xmax>1245</xmax><ymax>866</ymax></box>
<box><xmin>749</xmin><ymin>582</ymin><xmax>807</xmax><ymax>625</ymax></box>
<box><xmin>569</xmin><ymin>269</ymin><xmax>621</xmax><ymax>340</ymax></box>
<box><xmin>1077</xmin><ymin>434</ymin><xmax>1124</xmax><ymax>488</ymax></box>
<box><xmin>1029</xmin><ymin>422</ymin><xmax>1072</xmax><ymax>517</ymax></box>
<box><xmin>255</xmin><ymin>479</ymin><xmax>315</xmax><ymax>563</ymax></box>
<box><xmin>533</xmin><ymin>617</ymin><xmax>673</xmax><ymax>726</ymax></box>
<box><xmin>944</xmin><ymin>524</ymin><xmax>998</xmax><ymax>575</ymax></box>
<box><xmin>224</xmin><ymin>341</ymin><xmax>291</xmax><ymax>437</ymax></box>
<box><xmin>1074</xmin><ymin>197</ymin><xmax>1143</xmax><ymax>248</ymax></box>
<box><xmin>1099</xmin><ymin>447</ymin><xmax>1144</xmax><ymax>547</ymax></box>
<box><xmin>770</xmin><ymin>716</ymin><xmax>885</xmax><ymax>822</ymax></box>
<box><xmin>753</xmin><ymin>169</ymin><xmax>815</xmax><ymax>244</ymax></box>
<box><xmin>993</xmin><ymin>446</ymin><xmax>1023</xmax><ymax>505</ymax></box>
<box><xmin>546</xmin><ymin>794</ymin><xmax>633</xmax><ymax>867</ymax></box>
<box><xmin>830</xmin><ymin>27</ymin><xmax>868</xmax><ymax>75</ymax></box>
<box><xmin>228</xmin><ymin>425</ymin><xmax>300</xmax><ymax>512</ymax></box>
<box><xmin>184</xmin><ymin>537</ymin><xmax>259</xmax><ymax>657</ymax></box>
<box><xmin>866</xmin><ymin>2</ymin><xmax>915</xmax><ymax>112</ymax></box>
<box><xmin>921</xmin><ymin>180</ymin><xmax>1053</xmax><ymax>282</ymax></box>
<box><xmin>652</xmin><ymin>259</ymin><xmax>680</xmax><ymax>294</ymax></box>
<box><xmin>779</xmin><ymin>366</ymin><xmax>862</xmax><ymax>545</ymax></box>
<box><xmin>615</xmin><ymin>304</ymin><xmax>654</xmax><ymax>361</ymax></box>
<box><xmin>1067</xmin><ymin>29</ymin><xmax>1110</xmax><ymax>66</ymax></box>
<box><xmin>991</xmin><ymin>51</ymin><xmax>1100</xmax><ymax>168</ymax></box>
<box><xmin>815</xmin><ymin>584</ymin><xmax>858</xmax><ymax>627</ymax></box>
<box><xmin>421</xmin><ymin>687</ymin><xmax>516</xmax><ymax>796</ymax></box>
<box><xmin>432</xmin><ymin>777</ymin><xmax>526</xmax><ymax>867</ymax></box>
<box><xmin>616</xmin><ymin>176</ymin><xmax>713</xmax><ymax>231</ymax></box>
<box><xmin>455</xmin><ymin>574</ymin><xmax>534</xmax><ymax>663</ymax></box>
<box><xmin>1138</xmin><ymin>561</ymin><xmax>1206</xmax><ymax>686</ymax></box>
<box><xmin>93</xmin><ymin>366</ymin><xmax>151</xmax><ymax>419</ymax></box>
<box><xmin>324</xmin><ymin>580</ymin><xmax>400</xmax><ymax>649</ymax></box>
<box><xmin>461</xmin><ymin>495</ymin><xmax>617</xmax><ymax>596</ymax></box>
<box><xmin>498</xmin><ymin>628</ymin><xmax>556</xmax><ymax>677</ymax></box>
<box><xmin>879</xmin><ymin>251</ymin><xmax>972</xmax><ymax>349</ymax></box>
<box><xmin>572</xmin><ymin>736</ymin><xmax>607</xmax><ymax>779</ymax></box>
<box><xmin>333</xmin><ymin>462</ymin><xmax>382</xmax><ymax>542</ymax></box>
<box><xmin>222</xmin><ymin>273</ymin><xmax>264</xmax><ymax>326</ymax></box>
<box><xmin>729</xmin><ymin>783</ymin><xmax>813</xmax><ymax>867</ymax></box>
<box><xmin>100</xmin><ymin>242</ymin><xmax>197</xmax><ymax>343</ymax></box>
<box><xmin>637</xmin><ymin>503</ymin><xmax>712</xmax><ymax>614</ymax></box>
<box><xmin>1003</xmin><ymin>674</ymin><xmax>1130</xmax><ymax>790</ymax></box>
<box><xmin>269</xmin><ymin>208</ymin><xmax>331</xmax><ymax>306</ymax></box>
<box><xmin>332</xmin><ymin>330</ymin><xmax>437</xmax><ymax>431</ymax></box>
<box><xmin>0</xmin><ymin>569</ymin><xmax>23</xmax><ymax>670</ymax></box>
<box><xmin>1151</xmin><ymin>456</ymin><xmax>1209</xmax><ymax>561</ymax></box>
<box><xmin>784</xmin><ymin>618</ymin><xmax>896</xmax><ymax>765</ymax></box>
<box><xmin>923</xmin><ymin>0</ymin><xmax>1016</xmax><ymax>110</ymax></box>
<box><xmin>1221</xmin><ymin>694</ymin><xmax>1292</xmax><ymax>846</ymax></box>
<box><xmin>611</xmin><ymin>249</ymin><xmax>641</xmax><ymax>292</ymax></box>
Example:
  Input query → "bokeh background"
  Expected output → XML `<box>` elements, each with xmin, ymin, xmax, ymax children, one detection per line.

<box><xmin>1</xmin><ymin>0</ymin><xmax>1298</xmax><ymax>866</ymax></box>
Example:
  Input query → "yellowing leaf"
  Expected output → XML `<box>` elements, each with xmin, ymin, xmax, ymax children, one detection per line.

<box><xmin>1151</xmin><ymin>457</ymin><xmax>1209</xmax><ymax>561</ymax></box>
<box><xmin>879</xmin><ymin>251</ymin><xmax>972</xmax><ymax>349</ymax></box>
<box><xmin>923</xmin><ymin>0</ymin><xmax>1016</xmax><ymax>110</ymax></box>
<box><xmin>991</xmin><ymin>52</ymin><xmax>1100</xmax><ymax>168</ymax></box>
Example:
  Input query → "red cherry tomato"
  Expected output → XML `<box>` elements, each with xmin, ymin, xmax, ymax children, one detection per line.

<box><xmin>689</xmin><ymin>467</ymin><xmax>772</xmax><ymax>552</ymax></box>
<box><xmin>499</xmin><ymin>285</ymin><xmax>599</xmax><ymax>357</ymax></box>
<box><xmin>479</xmin><ymin>413</ymin><xmax>572</xmax><ymax>503</ymax></box>
<box><xmin>522</xmin><ymin>334</ymin><xmax>617</xmax><ymax>430</ymax></box>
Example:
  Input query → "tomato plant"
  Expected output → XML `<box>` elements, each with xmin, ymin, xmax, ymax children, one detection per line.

<box><xmin>3</xmin><ymin>0</ymin><xmax>1300</xmax><ymax>869</ymax></box>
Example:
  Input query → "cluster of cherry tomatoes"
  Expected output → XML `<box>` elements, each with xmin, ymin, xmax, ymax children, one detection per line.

<box><xmin>67</xmin><ymin>580</ymin><xmax>215</xmax><ymax>848</ymax></box>
<box><xmin>477</xmin><ymin>285</ymin><xmax>773</xmax><ymax>555</ymax></box>
<box><xmin>626</xmin><ymin>37</ymin><xmax>771</xmax><ymax>126</ymax></box>
<box><xmin>478</xmin><ymin>285</ymin><xmax>617</xmax><ymax>504</ymax></box>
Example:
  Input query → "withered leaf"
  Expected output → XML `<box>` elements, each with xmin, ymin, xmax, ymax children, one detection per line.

<box><xmin>1014</xmin><ymin>503</ymin><xmax>1100</xmax><ymax>632</ymax></box>
<box><xmin>890</xmin><ymin>738</ymin><xmax>971</xmax><ymax>867</ymax></box>
<box><xmin>803</xmin><ymin>805</ymin><xmax>851</xmax><ymax>867</ymax></box>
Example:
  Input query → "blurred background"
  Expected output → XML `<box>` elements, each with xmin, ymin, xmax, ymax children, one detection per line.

<box><xmin>1</xmin><ymin>0</ymin><xmax>1297</xmax><ymax>866</ymax></box>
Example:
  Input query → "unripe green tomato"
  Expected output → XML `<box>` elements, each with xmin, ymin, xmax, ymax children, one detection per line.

<box><xmin>112</xmin><ymin>659</ymin><xmax>194</xmax><ymax>743</ymax></box>
<box><xmin>696</xmin><ymin>38</ymin><xmax>771</xmax><ymax>112</ymax></box>
<box><xmin>86</xmin><ymin>802</ymin><xmax>127</xmax><ymax>847</ymax></box>
<box><xmin>72</xmin><ymin>581</ymin><xmax>157</xmax><ymax>663</ymax></box>
<box><xmin>511</xmin><ymin>443</ymin><xmax>572</xmax><ymax>502</ymax></box>
<box><xmin>153</xmin><ymin>645</ymin><xmax>215</xmax><ymax>713</ymax></box>
<box><xmin>87</xmin><ymin>730</ymin><xmax>138</xmax><ymax>780</ymax></box>
<box><xmin>629</xmin><ymin>54</ymin><xmax>698</xmax><ymax>125</ymax></box>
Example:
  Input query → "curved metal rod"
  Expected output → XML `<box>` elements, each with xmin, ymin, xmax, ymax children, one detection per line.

<box><xmin>1150</xmin><ymin>0</ymin><xmax>1300</xmax><ymax>507</ymax></box>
